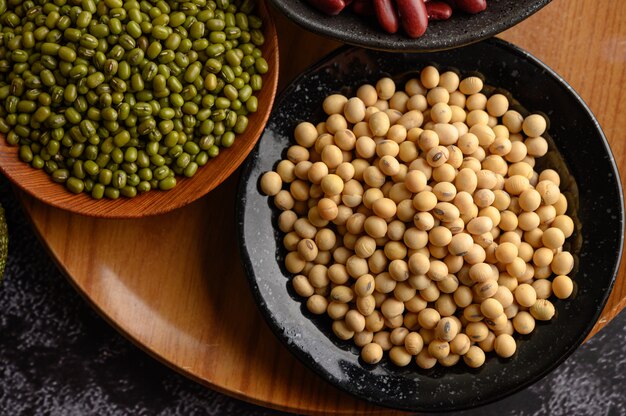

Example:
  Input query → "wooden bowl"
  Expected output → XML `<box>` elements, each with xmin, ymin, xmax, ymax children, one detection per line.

<box><xmin>0</xmin><ymin>1</ymin><xmax>278</xmax><ymax>219</ymax></box>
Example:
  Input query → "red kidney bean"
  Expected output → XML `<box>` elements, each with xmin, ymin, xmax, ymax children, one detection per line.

<box><xmin>396</xmin><ymin>0</ymin><xmax>428</xmax><ymax>38</ymax></box>
<box><xmin>426</xmin><ymin>1</ymin><xmax>452</xmax><ymax>20</ymax></box>
<box><xmin>352</xmin><ymin>0</ymin><xmax>375</xmax><ymax>16</ymax></box>
<box><xmin>449</xmin><ymin>0</ymin><xmax>487</xmax><ymax>14</ymax></box>
<box><xmin>374</xmin><ymin>0</ymin><xmax>399</xmax><ymax>34</ymax></box>
<box><xmin>307</xmin><ymin>0</ymin><xmax>348</xmax><ymax>15</ymax></box>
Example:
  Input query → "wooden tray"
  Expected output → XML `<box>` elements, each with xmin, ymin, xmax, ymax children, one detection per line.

<box><xmin>19</xmin><ymin>1</ymin><xmax>626</xmax><ymax>414</ymax></box>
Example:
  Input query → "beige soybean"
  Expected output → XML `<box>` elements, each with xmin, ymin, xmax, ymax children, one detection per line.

<box><xmin>334</xmin><ymin>129</ymin><xmax>357</xmax><ymax>151</ymax></box>
<box><xmin>389</xmin><ymin>346</ymin><xmax>413</xmax><ymax>367</ymax></box>
<box><xmin>432</xmin><ymin>163</ymin><xmax>457</xmax><ymax>183</ymax></box>
<box><xmin>478</xmin><ymin>331</ymin><xmax>496</xmax><ymax>352</ymax></box>
<box><xmin>522</xmin><ymin>114</ymin><xmax>547</xmax><ymax>137</ymax></box>
<box><xmin>356</xmin><ymin>136</ymin><xmax>377</xmax><ymax>159</ymax></box>
<box><xmin>462</xmin><ymin>346</ymin><xmax>485</xmax><ymax>368</ymax></box>
<box><xmin>552</xmin><ymin>251</ymin><xmax>574</xmax><ymax>275</ymax></box>
<box><xmin>418</xmin><ymin>308</ymin><xmax>441</xmax><ymax>329</ymax></box>
<box><xmin>542</xmin><ymin>227</ymin><xmax>565</xmax><ymax>249</ymax></box>
<box><xmin>539</xmin><ymin>169</ymin><xmax>561</xmax><ymax>185</ymax></box>
<box><xmin>379</xmin><ymin>155</ymin><xmax>401</xmax><ymax>176</ymax></box>
<box><xmin>403</xmin><ymin>332</ymin><xmax>424</xmax><ymax>355</ymax></box>
<box><xmin>495</xmin><ymin>242</ymin><xmax>518</xmax><ymax>264</ymax></box>
<box><xmin>434</xmin><ymin>317</ymin><xmax>459</xmax><ymax>342</ymax></box>
<box><xmin>466</xmin><ymin>93</ymin><xmax>487</xmax><ymax>112</ymax></box>
<box><xmin>373</xmin><ymin>331</ymin><xmax>393</xmax><ymax>352</ymax></box>
<box><xmin>525</xmin><ymin>137</ymin><xmax>548</xmax><ymax>157</ymax></box>
<box><xmin>307</xmin><ymin>295</ymin><xmax>328</xmax><ymax>315</ymax></box>
<box><xmin>448</xmin><ymin>334</ymin><xmax>470</xmax><ymax>356</ymax></box>
<box><xmin>390</xmin><ymin>92</ymin><xmax>410</xmax><ymax>113</ymax></box>
<box><xmin>466</xmin><ymin>322</ymin><xmax>489</xmax><ymax>342</ymax></box>
<box><xmin>467</xmin><ymin>216</ymin><xmax>493</xmax><ymax>235</ymax></box>
<box><xmin>357</xmin><ymin>84</ymin><xmax>379</xmax><ymax>106</ymax></box>
<box><xmin>515</xmin><ymin>283</ymin><xmax>537</xmax><ymax>307</ymax></box>
<box><xmin>554</xmin><ymin>194</ymin><xmax>568</xmax><ymax>215</ymax></box>
<box><xmin>428</xmin><ymin>87</ymin><xmax>451</xmax><ymax>106</ymax></box>
<box><xmin>327</xmin><ymin>302</ymin><xmax>350</xmax><ymax>320</ymax></box>
<box><xmin>294</xmin><ymin>122</ymin><xmax>319</xmax><ymax>148</ymax></box>
<box><xmin>530</xmin><ymin>299</ymin><xmax>556</xmax><ymax>321</ymax></box>
<box><xmin>297</xmin><ymin>239</ymin><xmax>319</xmax><ymax>262</ymax></box>
<box><xmin>466</xmin><ymin>109</ymin><xmax>489</xmax><ymax>127</ymax></box>
<box><xmin>434</xmin><ymin>123</ymin><xmax>459</xmax><ymax>146</ymax></box>
<box><xmin>552</xmin><ymin>215</ymin><xmax>575</xmax><ymax>238</ymax></box>
<box><xmin>475</xmin><ymin>280</ymin><xmax>499</xmax><ymax>301</ymax></box>
<box><xmin>519</xmin><ymin>189</ymin><xmax>542</xmax><ymax>212</ymax></box>
<box><xmin>512</xmin><ymin>311</ymin><xmax>536</xmax><ymax>335</ymax></box>
<box><xmin>372</xmin><ymin>198</ymin><xmax>397</xmax><ymax>219</ymax></box>
<box><xmin>431</xmin><ymin>102</ymin><xmax>452</xmax><ymax>124</ymax></box>
<box><xmin>360</xmin><ymin>342</ymin><xmax>384</xmax><ymax>364</ymax></box>
<box><xmin>354</xmin><ymin>331</ymin><xmax>374</xmax><ymax>347</ymax></box>
<box><xmin>323</xmin><ymin>94</ymin><xmax>348</xmax><ymax>115</ymax></box>
<box><xmin>532</xmin><ymin>279</ymin><xmax>552</xmax><ymax>299</ymax></box>
<box><xmin>502</xmin><ymin>110</ymin><xmax>524</xmax><ymax>134</ymax></box>
<box><xmin>480</xmin><ymin>298</ymin><xmax>504</xmax><ymax>319</ymax></box>
<box><xmin>459</xmin><ymin>76</ymin><xmax>483</xmax><ymax>95</ymax></box>
<box><xmin>494</xmin><ymin>333</ymin><xmax>517</xmax><ymax>358</ymax></box>
<box><xmin>345</xmin><ymin>310</ymin><xmax>367</xmax><ymax>333</ymax></box>
<box><xmin>536</xmin><ymin>180</ymin><xmax>561</xmax><ymax>205</ymax></box>
<box><xmin>553</xmin><ymin>275</ymin><xmax>574</xmax><ymax>299</ymax></box>
<box><xmin>376</xmin><ymin>77</ymin><xmax>396</xmax><ymax>100</ymax></box>
<box><xmin>415</xmin><ymin>349</ymin><xmax>438</xmax><ymax>369</ymax></box>
<box><xmin>276</xmin><ymin>160</ymin><xmax>297</xmax><ymax>183</ymax></box>
<box><xmin>344</xmin><ymin>97</ymin><xmax>366</xmax><ymax>124</ymax></box>
<box><xmin>428</xmin><ymin>340</ymin><xmax>451</xmax><ymax>360</ymax></box>
<box><xmin>292</xmin><ymin>275</ymin><xmax>315</xmax><ymax>298</ymax></box>
<box><xmin>278</xmin><ymin>210</ymin><xmax>298</xmax><ymax>233</ymax></box>
<box><xmin>420</xmin><ymin>66</ymin><xmax>440</xmax><ymax>89</ymax></box>
<box><xmin>493</xmin><ymin>286</ymin><xmax>514</xmax><ymax>309</ymax></box>
<box><xmin>486</xmin><ymin>94</ymin><xmax>509</xmax><ymax>117</ymax></box>
<box><xmin>307</xmin><ymin>162</ymin><xmax>329</xmax><ymax>185</ymax></box>
<box><xmin>260</xmin><ymin>171</ymin><xmax>283</xmax><ymax>196</ymax></box>
<box><xmin>532</xmin><ymin>247</ymin><xmax>554</xmax><ymax>267</ymax></box>
<box><xmin>387</xmin><ymin>123</ymin><xmax>408</xmax><ymax>142</ymax></box>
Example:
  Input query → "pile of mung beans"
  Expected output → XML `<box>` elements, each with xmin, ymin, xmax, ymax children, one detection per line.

<box><xmin>260</xmin><ymin>66</ymin><xmax>576</xmax><ymax>369</ymax></box>
<box><xmin>0</xmin><ymin>0</ymin><xmax>267</xmax><ymax>198</ymax></box>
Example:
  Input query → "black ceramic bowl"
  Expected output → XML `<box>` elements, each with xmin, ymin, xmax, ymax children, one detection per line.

<box><xmin>236</xmin><ymin>39</ymin><xmax>624</xmax><ymax>411</ymax></box>
<box><xmin>269</xmin><ymin>0</ymin><xmax>551</xmax><ymax>51</ymax></box>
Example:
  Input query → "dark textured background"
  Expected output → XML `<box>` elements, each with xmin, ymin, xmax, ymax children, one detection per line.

<box><xmin>0</xmin><ymin>174</ymin><xmax>625</xmax><ymax>415</ymax></box>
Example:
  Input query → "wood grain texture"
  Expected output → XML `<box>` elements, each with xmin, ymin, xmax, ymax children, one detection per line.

<box><xmin>11</xmin><ymin>0</ymin><xmax>626</xmax><ymax>414</ymax></box>
<box><xmin>0</xmin><ymin>0</ymin><xmax>278</xmax><ymax>219</ymax></box>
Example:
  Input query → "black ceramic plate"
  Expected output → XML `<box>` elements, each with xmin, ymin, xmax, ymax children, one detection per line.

<box><xmin>236</xmin><ymin>39</ymin><xmax>624</xmax><ymax>411</ymax></box>
<box><xmin>268</xmin><ymin>0</ymin><xmax>551</xmax><ymax>52</ymax></box>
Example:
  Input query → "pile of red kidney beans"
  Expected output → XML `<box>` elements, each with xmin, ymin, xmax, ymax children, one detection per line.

<box><xmin>307</xmin><ymin>0</ymin><xmax>487</xmax><ymax>38</ymax></box>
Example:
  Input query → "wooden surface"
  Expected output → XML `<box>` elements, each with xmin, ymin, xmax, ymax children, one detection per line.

<box><xmin>0</xmin><ymin>1</ymin><xmax>278</xmax><ymax>219</ymax></box>
<box><xmin>13</xmin><ymin>0</ymin><xmax>626</xmax><ymax>414</ymax></box>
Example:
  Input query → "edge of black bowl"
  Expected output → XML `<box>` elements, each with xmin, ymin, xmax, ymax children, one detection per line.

<box><xmin>267</xmin><ymin>0</ymin><xmax>552</xmax><ymax>52</ymax></box>
<box><xmin>235</xmin><ymin>38</ymin><xmax>625</xmax><ymax>412</ymax></box>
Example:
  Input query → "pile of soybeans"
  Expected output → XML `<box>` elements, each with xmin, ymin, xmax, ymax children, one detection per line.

<box><xmin>260</xmin><ymin>66</ymin><xmax>575</xmax><ymax>369</ymax></box>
